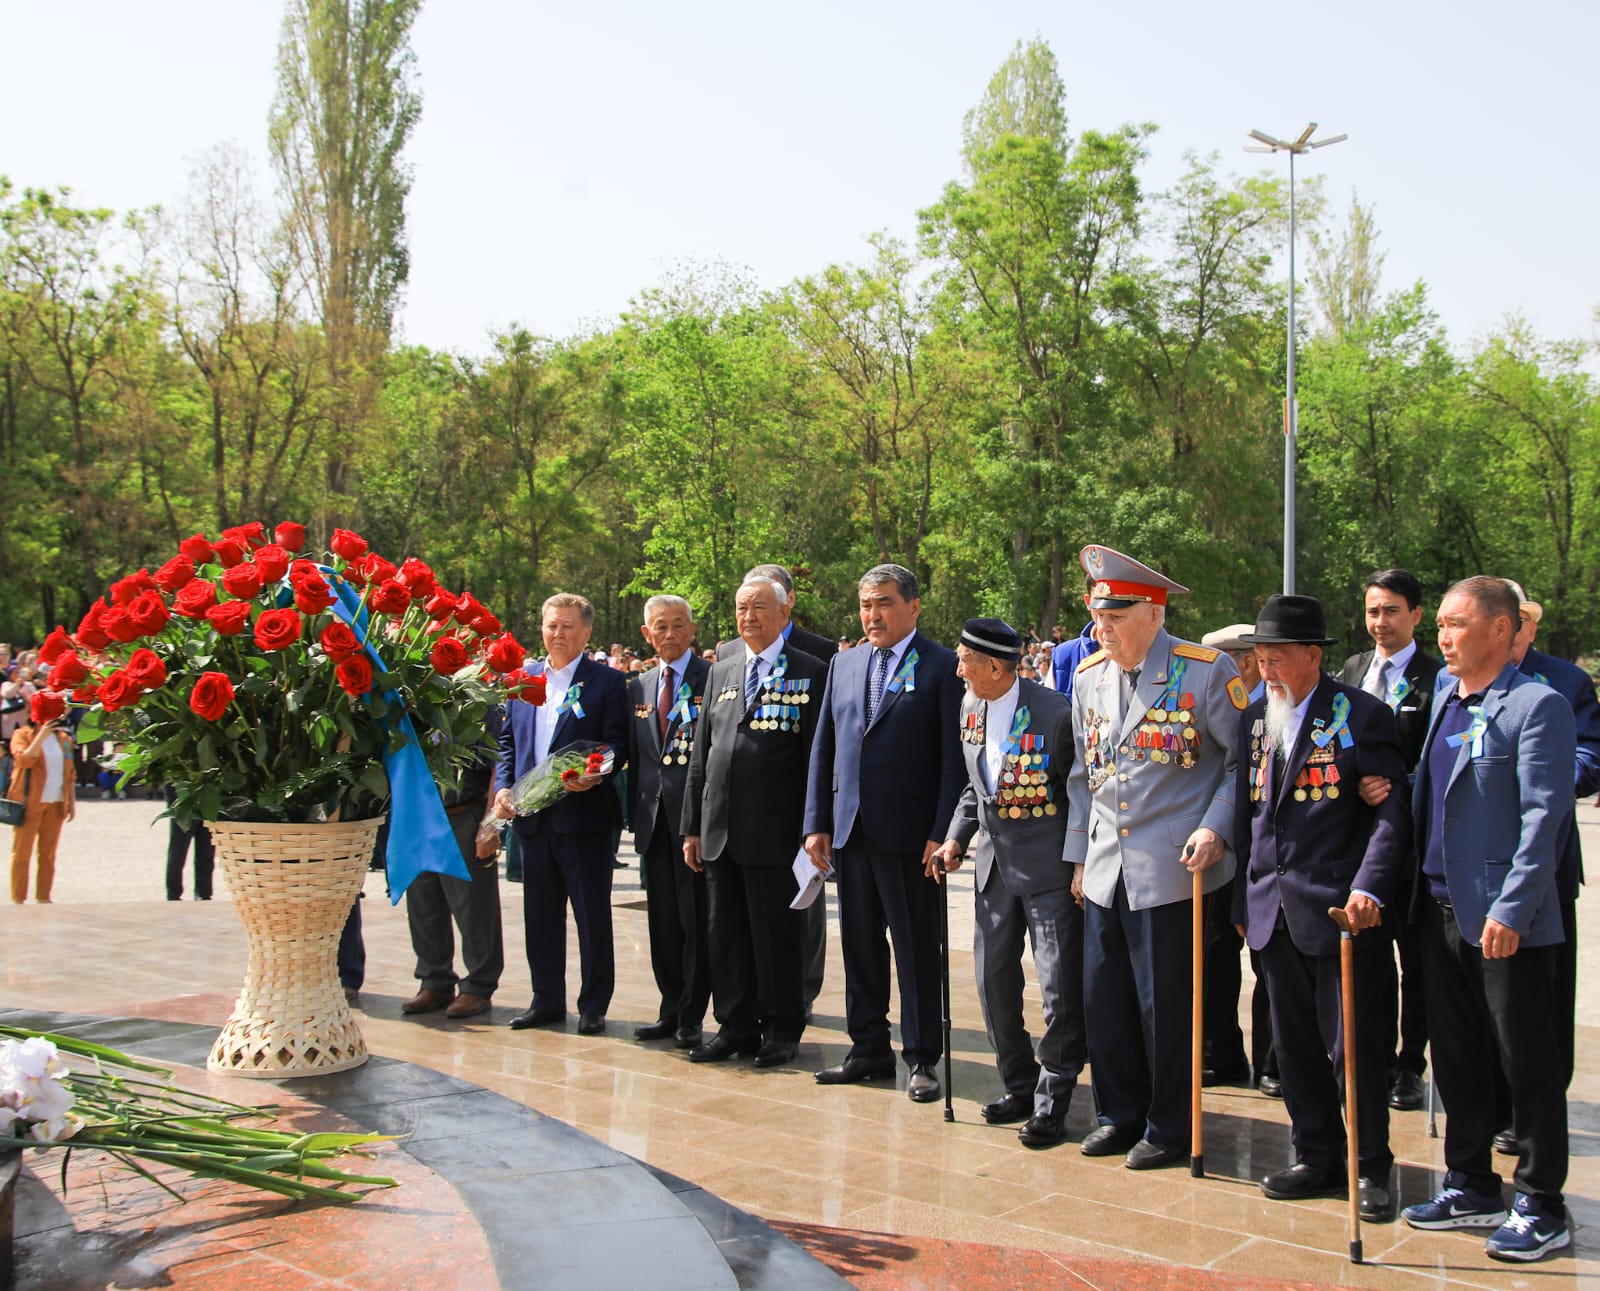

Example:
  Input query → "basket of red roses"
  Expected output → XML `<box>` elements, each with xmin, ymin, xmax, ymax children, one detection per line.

<box><xmin>29</xmin><ymin>521</ymin><xmax>544</xmax><ymax>1076</ymax></box>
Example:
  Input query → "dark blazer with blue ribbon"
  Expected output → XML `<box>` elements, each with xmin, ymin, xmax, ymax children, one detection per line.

<box><xmin>1411</xmin><ymin>663</ymin><xmax>1574</xmax><ymax>948</ymax></box>
<box><xmin>1233</xmin><ymin>675</ymin><xmax>1411</xmax><ymax>958</ymax></box>
<box><xmin>495</xmin><ymin>654</ymin><xmax>628</xmax><ymax>835</ymax></box>
<box><xmin>1339</xmin><ymin>647</ymin><xmax>1443</xmax><ymax>775</ymax></box>
<box><xmin>803</xmin><ymin>629</ymin><xmax>964</xmax><ymax>855</ymax></box>
<box><xmin>628</xmin><ymin>652</ymin><xmax>711</xmax><ymax>857</ymax></box>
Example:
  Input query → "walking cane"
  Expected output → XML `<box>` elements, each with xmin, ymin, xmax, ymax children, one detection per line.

<box><xmin>1426</xmin><ymin>1053</ymin><xmax>1438</xmax><ymax>1138</ymax></box>
<box><xmin>938</xmin><ymin>857</ymin><xmax>954</xmax><ymax>1122</ymax></box>
<box><xmin>1328</xmin><ymin>906</ymin><xmax>1363</xmax><ymax>1265</ymax></box>
<box><xmin>1190</xmin><ymin>865</ymin><xmax>1205</xmax><ymax>1178</ymax></box>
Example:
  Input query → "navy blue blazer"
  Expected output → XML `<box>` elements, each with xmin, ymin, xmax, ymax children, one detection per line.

<box><xmin>1232</xmin><ymin>676</ymin><xmax>1411</xmax><ymax>957</ymax></box>
<box><xmin>495</xmin><ymin>654</ymin><xmax>628</xmax><ymax>835</ymax></box>
<box><xmin>803</xmin><ymin>629</ymin><xmax>964</xmax><ymax>855</ymax></box>
<box><xmin>1519</xmin><ymin>647</ymin><xmax>1600</xmax><ymax>799</ymax></box>
<box><xmin>1412</xmin><ymin>663</ymin><xmax>1575</xmax><ymax>947</ymax></box>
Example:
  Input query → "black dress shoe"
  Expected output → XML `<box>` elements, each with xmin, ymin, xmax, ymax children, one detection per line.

<box><xmin>982</xmin><ymin>1092</ymin><xmax>1034</xmax><ymax>1125</ymax></box>
<box><xmin>1257</xmin><ymin>1074</ymin><xmax>1284</xmax><ymax>1099</ymax></box>
<box><xmin>753</xmin><ymin>1041</ymin><xmax>797</xmax><ymax>1069</ymax></box>
<box><xmin>509</xmin><ymin>1005</ymin><xmax>566</xmax><ymax>1030</ymax></box>
<box><xmin>907</xmin><ymin>1063</ymin><xmax>941</xmax><ymax>1103</ymax></box>
<box><xmin>1125</xmin><ymin>1138</ymin><xmax>1186</xmax><ymax>1170</ymax></box>
<box><xmin>815</xmin><ymin>1055</ymin><xmax>897</xmax><ymax>1085</ymax></box>
<box><xmin>1202</xmin><ymin>1061</ymin><xmax>1253</xmax><ymax>1088</ymax></box>
<box><xmin>688</xmin><ymin>1032</ymin><xmax>759</xmax><ymax>1063</ymax></box>
<box><xmin>1080</xmin><ymin>1124</ymin><xmax>1141</xmax><ymax>1157</ymax></box>
<box><xmin>1360</xmin><ymin>1175</ymin><xmax>1397</xmax><ymax>1223</ymax></box>
<box><xmin>1018</xmin><ymin>1111</ymin><xmax>1066</xmax><ymax>1148</ymax></box>
<box><xmin>634</xmin><ymin>1018</ymin><xmax>677</xmax><ymax>1042</ymax></box>
<box><xmin>1493</xmin><ymin>1128</ymin><xmax>1518</xmax><ymax>1155</ymax></box>
<box><xmin>673</xmin><ymin>1025</ymin><xmax>703</xmax><ymax>1050</ymax></box>
<box><xmin>576</xmin><ymin>1014</ymin><xmax>606</xmax><ymax>1036</ymax></box>
<box><xmin>1261</xmin><ymin>1162</ymin><xmax>1346</xmax><ymax>1200</ymax></box>
<box><xmin>1388</xmin><ymin>1069</ymin><xmax>1424</xmax><ymax>1111</ymax></box>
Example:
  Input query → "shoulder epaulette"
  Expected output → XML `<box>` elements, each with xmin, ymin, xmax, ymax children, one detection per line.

<box><xmin>1173</xmin><ymin>642</ymin><xmax>1220</xmax><ymax>664</ymax></box>
<box><xmin>1076</xmin><ymin>649</ymin><xmax>1109</xmax><ymax>674</ymax></box>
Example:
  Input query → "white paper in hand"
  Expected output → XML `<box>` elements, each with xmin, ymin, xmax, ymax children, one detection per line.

<box><xmin>790</xmin><ymin>847</ymin><xmax>826</xmax><ymax>910</ymax></box>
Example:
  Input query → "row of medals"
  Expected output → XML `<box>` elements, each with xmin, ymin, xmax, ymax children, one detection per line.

<box><xmin>1136</xmin><ymin>702</ymin><xmax>1201</xmax><ymax>768</ymax></box>
<box><xmin>751</xmin><ymin>684</ymin><xmax>810</xmax><ymax>732</ymax></box>
<box><xmin>999</xmin><ymin>755</ymin><xmax>1057</xmax><ymax>818</ymax></box>
<box><xmin>1250</xmin><ymin>727</ymin><xmax>1342</xmax><ymax>801</ymax></box>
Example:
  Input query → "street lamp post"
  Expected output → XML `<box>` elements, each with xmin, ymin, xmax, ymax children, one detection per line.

<box><xmin>1246</xmin><ymin>123</ymin><xmax>1346</xmax><ymax>594</ymax></box>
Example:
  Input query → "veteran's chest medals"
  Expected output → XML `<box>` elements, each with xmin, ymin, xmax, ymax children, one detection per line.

<box><xmin>661</xmin><ymin>680</ymin><xmax>702</xmax><ymax>765</ymax></box>
<box><xmin>995</xmin><ymin>708</ymin><xmax>1057</xmax><ymax>818</ymax></box>
<box><xmin>749</xmin><ymin>655</ymin><xmax>811</xmax><ymax>732</ymax></box>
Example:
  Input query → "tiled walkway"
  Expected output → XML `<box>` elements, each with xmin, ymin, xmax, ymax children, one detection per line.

<box><xmin>5</xmin><ymin>798</ymin><xmax>1599</xmax><ymax>1288</ymax></box>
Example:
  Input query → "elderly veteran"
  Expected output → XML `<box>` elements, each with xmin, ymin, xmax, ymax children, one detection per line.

<box><xmin>932</xmin><ymin>619</ymin><xmax>1085</xmax><ymax>1148</ymax></box>
<box><xmin>1064</xmin><ymin>546</ymin><xmax>1246</xmax><ymax>1169</ymax></box>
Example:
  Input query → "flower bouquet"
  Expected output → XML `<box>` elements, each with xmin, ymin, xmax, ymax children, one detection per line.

<box><xmin>507</xmin><ymin>741</ymin><xmax>615</xmax><ymax>815</ymax></box>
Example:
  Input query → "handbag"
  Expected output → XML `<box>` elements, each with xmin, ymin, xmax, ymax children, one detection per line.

<box><xmin>1</xmin><ymin>770</ymin><xmax>30</xmax><ymax>827</ymax></box>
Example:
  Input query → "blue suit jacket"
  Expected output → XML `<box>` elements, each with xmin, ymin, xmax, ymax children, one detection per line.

<box><xmin>1232</xmin><ymin>677</ymin><xmax>1410</xmax><ymax>957</ymax></box>
<box><xmin>495</xmin><ymin>654</ymin><xmax>628</xmax><ymax>835</ymax></box>
<box><xmin>1050</xmin><ymin>622</ymin><xmax>1097</xmax><ymax>697</ymax></box>
<box><xmin>1412</xmin><ymin>663</ymin><xmax>1575</xmax><ymax>947</ymax></box>
<box><xmin>803</xmin><ymin>629</ymin><xmax>963</xmax><ymax>854</ymax></box>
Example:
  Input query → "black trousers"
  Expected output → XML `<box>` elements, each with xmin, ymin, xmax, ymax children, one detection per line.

<box><xmin>704</xmin><ymin>853</ymin><xmax>806</xmax><ymax>1044</ymax></box>
<box><xmin>1202</xmin><ymin>876</ymin><xmax>1271</xmax><ymax>1076</ymax></box>
<box><xmin>1258</xmin><ymin>921</ymin><xmax>1392</xmax><ymax>1180</ymax></box>
<box><xmin>1083</xmin><ymin>877</ymin><xmax>1191</xmax><ymax>1146</ymax></box>
<box><xmin>406</xmin><ymin>805</ymin><xmax>504</xmax><ymax>998</ymax></box>
<box><xmin>837</xmin><ymin>839</ymin><xmax>943</xmax><ymax>1066</ymax></box>
<box><xmin>641</xmin><ymin>828</ymin><xmax>709</xmax><ymax>1029</ymax></box>
<box><xmin>165</xmin><ymin>818</ymin><xmax>214</xmax><ymax>900</ymax></box>
<box><xmin>1382</xmin><ymin>881</ymin><xmax>1430</xmax><ymax>1077</ymax></box>
<box><xmin>519</xmin><ymin>823</ymin><xmax>615</xmax><ymax>1017</ymax></box>
<box><xmin>1420</xmin><ymin>897</ymin><xmax>1567</xmax><ymax>1209</ymax></box>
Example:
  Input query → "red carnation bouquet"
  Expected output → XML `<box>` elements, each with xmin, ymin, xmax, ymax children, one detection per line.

<box><xmin>507</xmin><ymin>742</ymin><xmax>615</xmax><ymax>815</ymax></box>
<box><xmin>33</xmin><ymin>522</ymin><xmax>546</xmax><ymax>827</ymax></box>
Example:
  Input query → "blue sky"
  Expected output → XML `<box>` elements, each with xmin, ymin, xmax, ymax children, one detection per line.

<box><xmin>4</xmin><ymin>0</ymin><xmax>1594</xmax><ymax>356</ymax></box>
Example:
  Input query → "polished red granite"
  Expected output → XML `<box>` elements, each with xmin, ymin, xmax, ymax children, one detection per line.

<box><xmin>773</xmin><ymin>1221</ymin><xmax>1340</xmax><ymax>1291</ymax></box>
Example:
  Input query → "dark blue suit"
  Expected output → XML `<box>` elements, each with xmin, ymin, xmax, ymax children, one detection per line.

<box><xmin>1050</xmin><ymin>622</ymin><xmax>1097</xmax><ymax>697</ymax></box>
<box><xmin>496</xmin><ymin>655</ymin><xmax>629</xmax><ymax>1017</ymax></box>
<box><xmin>804</xmin><ymin>630</ymin><xmax>963</xmax><ymax>1065</ymax></box>
<box><xmin>1233</xmin><ymin>677</ymin><xmax>1409</xmax><ymax>1180</ymax></box>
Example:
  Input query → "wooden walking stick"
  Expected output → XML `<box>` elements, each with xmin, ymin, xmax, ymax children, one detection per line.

<box><xmin>1190</xmin><ymin>864</ymin><xmax>1205</xmax><ymax>1178</ymax></box>
<box><xmin>1329</xmin><ymin>906</ymin><xmax>1363</xmax><ymax>1265</ymax></box>
<box><xmin>938</xmin><ymin>858</ymin><xmax>954</xmax><ymax>1122</ymax></box>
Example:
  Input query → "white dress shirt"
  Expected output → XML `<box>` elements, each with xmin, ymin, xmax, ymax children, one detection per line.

<box><xmin>1361</xmin><ymin>639</ymin><xmax>1417</xmax><ymax>701</ymax></box>
<box><xmin>535</xmin><ymin>657</ymin><xmax>580</xmax><ymax>766</ymax></box>
<box><xmin>981</xmin><ymin>678</ymin><xmax>1021</xmax><ymax>794</ymax></box>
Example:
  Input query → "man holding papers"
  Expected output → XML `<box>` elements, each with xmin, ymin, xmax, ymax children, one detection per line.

<box><xmin>681</xmin><ymin>576</ymin><xmax>825</xmax><ymax>1069</ymax></box>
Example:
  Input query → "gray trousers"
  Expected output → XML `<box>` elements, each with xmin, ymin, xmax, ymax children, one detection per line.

<box><xmin>972</xmin><ymin>865</ymin><xmax>1086</xmax><ymax>1117</ymax></box>
<box><xmin>405</xmin><ymin>803</ymin><xmax>505</xmax><ymax>998</ymax></box>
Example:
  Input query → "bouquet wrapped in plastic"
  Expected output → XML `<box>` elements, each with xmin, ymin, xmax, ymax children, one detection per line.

<box><xmin>507</xmin><ymin>741</ymin><xmax>615</xmax><ymax>815</ymax></box>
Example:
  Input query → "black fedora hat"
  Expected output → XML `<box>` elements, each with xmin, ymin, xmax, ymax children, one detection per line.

<box><xmin>1239</xmin><ymin>595</ymin><xmax>1339</xmax><ymax>647</ymax></box>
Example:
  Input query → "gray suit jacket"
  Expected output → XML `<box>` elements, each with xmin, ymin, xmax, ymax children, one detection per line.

<box><xmin>1065</xmin><ymin>630</ymin><xmax>1244</xmax><ymax>910</ymax></box>
<box><xmin>1412</xmin><ymin>663</ymin><xmax>1575</xmax><ymax>947</ymax></box>
<box><xmin>945</xmin><ymin>678</ymin><xmax>1074</xmax><ymax>896</ymax></box>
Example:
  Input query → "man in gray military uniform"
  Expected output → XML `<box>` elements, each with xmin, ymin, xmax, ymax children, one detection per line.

<box><xmin>933</xmin><ymin>619</ymin><xmax>1085</xmax><ymax>1149</ymax></box>
<box><xmin>1065</xmin><ymin>545</ymin><xmax>1247</xmax><ymax>1169</ymax></box>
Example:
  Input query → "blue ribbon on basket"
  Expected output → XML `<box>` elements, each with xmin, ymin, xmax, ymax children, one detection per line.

<box><xmin>316</xmin><ymin>566</ymin><xmax>471</xmax><ymax>903</ymax></box>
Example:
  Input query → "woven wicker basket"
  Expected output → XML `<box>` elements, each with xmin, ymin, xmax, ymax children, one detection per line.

<box><xmin>206</xmin><ymin>818</ymin><xmax>382</xmax><ymax>1078</ymax></box>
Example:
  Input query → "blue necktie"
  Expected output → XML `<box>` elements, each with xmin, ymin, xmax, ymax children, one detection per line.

<box><xmin>867</xmin><ymin>647</ymin><xmax>892</xmax><ymax>722</ymax></box>
<box><xmin>745</xmin><ymin>657</ymin><xmax>762</xmax><ymax>708</ymax></box>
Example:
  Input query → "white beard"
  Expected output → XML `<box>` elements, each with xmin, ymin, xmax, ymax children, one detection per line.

<box><xmin>1264</xmin><ymin>689</ymin><xmax>1297</xmax><ymax>761</ymax></box>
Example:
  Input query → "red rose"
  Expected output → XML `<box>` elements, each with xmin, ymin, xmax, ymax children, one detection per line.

<box><xmin>329</xmin><ymin>528</ymin><xmax>368</xmax><ymax>561</ymax></box>
<box><xmin>39</xmin><ymin>626</ymin><xmax>74</xmax><ymax>664</ymax></box>
<box><xmin>423</xmin><ymin>589</ymin><xmax>457</xmax><ymax>619</ymax></box>
<box><xmin>207</xmin><ymin>602</ymin><xmax>252</xmax><ymax>636</ymax></box>
<box><xmin>471</xmin><ymin>610</ymin><xmax>503</xmax><ymax>636</ymax></box>
<box><xmin>103</xmin><ymin>606</ymin><xmax>142</xmax><ymax>644</ymax></box>
<box><xmin>154</xmin><ymin>554</ymin><xmax>196</xmax><ymax>592</ymax></box>
<box><xmin>368</xmin><ymin>579</ymin><xmax>410</xmax><ymax>615</ymax></box>
<box><xmin>29</xmin><ymin>691</ymin><xmax>65</xmax><ymax>724</ymax></box>
<box><xmin>511</xmin><ymin>669</ymin><xmax>547</xmax><ymax>706</ymax></box>
<box><xmin>274</xmin><ymin>521</ymin><xmax>307</xmax><ymax>552</ymax></box>
<box><xmin>125</xmin><ymin>590</ymin><xmax>171</xmax><ymax>637</ymax></box>
<box><xmin>189</xmin><ymin>671</ymin><xmax>235</xmax><ymax>722</ymax></box>
<box><xmin>221</xmin><ymin>563</ymin><xmax>264</xmax><ymax>600</ymax></box>
<box><xmin>295</xmin><ymin>578</ymin><xmax>336</xmax><ymax>615</ymax></box>
<box><xmin>430</xmin><ymin>636</ymin><xmax>470</xmax><ymax>674</ymax></box>
<box><xmin>174</xmin><ymin>580</ymin><xmax>219</xmax><ymax>618</ymax></box>
<box><xmin>452</xmin><ymin>593</ymin><xmax>485</xmax><ymax>627</ymax></box>
<box><xmin>320</xmin><ymin>622</ymin><xmax>363</xmax><ymax>660</ymax></box>
<box><xmin>221</xmin><ymin>521</ymin><xmax>266</xmax><ymax>549</ymax></box>
<box><xmin>560</xmin><ymin>767</ymin><xmax>580</xmax><ymax>785</ymax></box>
<box><xmin>335</xmin><ymin>655</ymin><xmax>374</xmax><ymax>696</ymax></box>
<box><xmin>254</xmin><ymin>544</ymin><xmax>290</xmax><ymax>582</ymax></box>
<box><xmin>212</xmin><ymin>537</ymin><xmax>246</xmax><ymax>568</ymax></box>
<box><xmin>356</xmin><ymin>553</ymin><xmax>397</xmax><ymax>586</ymax></box>
<box><xmin>110</xmin><ymin>569</ymin><xmax>159</xmax><ymax>606</ymax></box>
<box><xmin>98</xmin><ymin>670</ymin><xmax>142</xmax><ymax>713</ymax></box>
<box><xmin>76</xmin><ymin>601</ymin><xmax>112</xmax><ymax>650</ymax></box>
<box><xmin>124</xmin><ymin>648</ymin><xmax>168</xmax><ymax>691</ymax></box>
<box><xmin>289</xmin><ymin>559</ymin><xmax>320</xmax><ymax>581</ymax></box>
<box><xmin>71</xmin><ymin>682</ymin><xmax>99</xmax><ymax>705</ymax></box>
<box><xmin>397</xmin><ymin>557</ymin><xmax>436</xmax><ymax>599</ymax></box>
<box><xmin>485</xmin><ymin>633</ymin><xmax>525</xmax><ymax>674</ymax></box>
<box><xmin>47</xmin><ymin>652</ymin><xmax>88</xmax><ymax>689</ymax></box>
<box><xmin>179</xmin><ymin>533</ymin><xmax>214</xmax><ymax>564</ymax></box>
<box><xmin>253</xmin><ymin>608</ymin><xmax>303</xmax><ymax>652</ymax></box>
<box><xmin>585</xmin><ymin>752</ymin><xmax>606</xmax><ymax>773</ymax></box>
